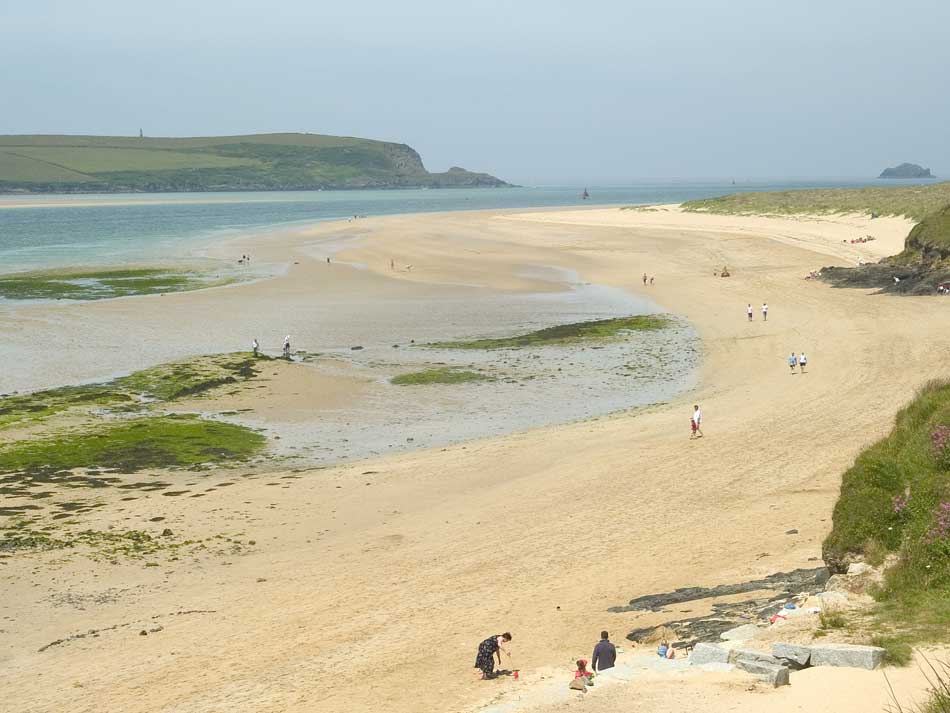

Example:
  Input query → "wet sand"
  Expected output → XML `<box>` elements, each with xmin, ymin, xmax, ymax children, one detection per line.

<box><xmin>4</xmin><ymin>205</ymin><xmax>948</xmax><ymax>713</ymax></box>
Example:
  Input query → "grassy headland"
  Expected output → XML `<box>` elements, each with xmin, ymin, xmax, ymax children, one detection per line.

<box><xmin>0</xmin><ymin>133</ymin><xmax>509</xmax><ymax>192</ymax></box>
<box><xmin>0</xmin><ymin>267</ymin><xmax>236</xmax><ymax>301</ymax></box>
<box><xmin>427</xmin><ymin>315</ymin><xmax>669</xmax><ymax>349</ymax></box>
<box><xmin>679</xmin><ymin>181</ymin><xmax>950</xmax><ymax>222</ymax></box>
<box><xmin>390</xmin><ymin>367</ymin><xmax>490</xmax><ymax>385</ymax></box>
<box><xmin>823</xmin><ymin>380</ymin><xmax>950</xmax><ymax>645</ymax></box>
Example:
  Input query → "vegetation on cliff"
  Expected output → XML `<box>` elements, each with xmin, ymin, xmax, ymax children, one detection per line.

<box><xmin>0</xmin><ymin>133</ymin><xmax>509</xmax><ymax>193</ymax></box>
<box><xmin>823</xmin><ymin>380</ymin><xmax>950</xmax><ymax>643</ymax></box>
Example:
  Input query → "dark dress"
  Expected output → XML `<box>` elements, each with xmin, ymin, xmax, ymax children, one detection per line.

<box><xmin>475</xmin><ymin>635</ymin><xmax>501</xmax><ymax>677</ymax></box>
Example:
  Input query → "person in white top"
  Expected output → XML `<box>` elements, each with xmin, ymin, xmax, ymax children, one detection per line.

<box><xmin>251</xmin><ymin>338</ymin><xmax>259</xmax><ymax>357</ymax></box>
<box><xmin>762</xmin><ymin>302</ymin><xmax>768</xmax><ymax>321</ymax></box>
<box><xmin>283</xmin><ymin>335</ymin><xmax>291</xmax><ymax>359</ymax></box>
<box><xmin>799</xmin><ymin>352</ymin><xmax>807</xmax><ymax>373</ymax></box>
<box><xmin>747</xmin><ymin>304</ymin><xmax>753</xmax><ymax>321</ymax></box>
<box><xmin>691</xmin><ymin>405</ymin><xmax>703</xmax><ymax>439</ymax></box>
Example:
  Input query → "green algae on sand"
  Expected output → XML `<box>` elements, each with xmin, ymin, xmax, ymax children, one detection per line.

<box><xmin>0</xmin><ymin>267</ymin><xmax>237</xmax><ymax>301</ymax></box>
<box><xmin>0</xmin><ymin>352</ymin><xmax>266</xmax><ymax>429</ymax></box>
<box><xmin>0</xmin><ymin>414</ymin><xmax>266</xmax><ymax>475</ymax></box>
<box><xmin>426</xmin><ymin>315</ymin><xmax>669</xmax><ymax>350</ymax></box>
<box><xmin>391</xmin><ymin>367</ymin><xmax>490</xmax><ymax>385</ymax></box>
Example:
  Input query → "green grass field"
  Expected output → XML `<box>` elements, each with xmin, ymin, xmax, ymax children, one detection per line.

<box><xmin>679</xmin><ymin>182</ymin><xmax>950</xmax><ymax>222</ymax></box>
<box><xmin>0</xmin><ymin>133</ymin><xmax>509</xmax><ymax>192</ymax></box>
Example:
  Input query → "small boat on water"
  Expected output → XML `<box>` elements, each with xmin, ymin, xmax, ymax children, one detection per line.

<box><xmin>581</xmin><ymin>188</ymin><xmax>590</xmax><ymax>199</ymax></box>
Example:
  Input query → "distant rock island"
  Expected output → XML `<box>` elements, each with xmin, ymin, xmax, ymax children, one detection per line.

<box><xmin>0</xmin><ymin>133</ymin><xmax>511</xmax><ymax>193</ymax></box>
<box><xmin>879</xmin><ymin>163</ymin><xmax>935</xmax><ymax>179</ymax></box>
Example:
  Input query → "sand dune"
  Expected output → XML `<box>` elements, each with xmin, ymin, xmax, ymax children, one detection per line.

<box><xmin>2</xmin><ymin>205</ymin><xmax>946</xmax><ymax>713</ymax></box>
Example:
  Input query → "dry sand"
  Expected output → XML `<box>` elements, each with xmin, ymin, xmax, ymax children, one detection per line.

<box><xmin>2</xmin><ymin>205</ymin><xmax>948</xmax><ymax>713</ymax></box>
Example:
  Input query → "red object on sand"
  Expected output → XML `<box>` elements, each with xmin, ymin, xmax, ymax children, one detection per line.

<box><xmin>513</xmin><ymin>670</ymin><xmax>519</xmax><ymax>679</ymax></box>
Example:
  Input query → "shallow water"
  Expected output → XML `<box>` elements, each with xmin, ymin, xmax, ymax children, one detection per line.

<box><xmin>0</xmin><ymin>180</ymin><xmax>928</xmax><ymax>273</ymax></box>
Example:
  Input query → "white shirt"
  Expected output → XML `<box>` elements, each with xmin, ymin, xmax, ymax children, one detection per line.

<box><xmin>747</xmin><ymin>306</ymin><xmax>752</xmax><ymax>314</ymax></box>
<box><xmin>762</xmin><ymin>304</ymin><xmax>768</xmax><ymax>312</ymax></box>
<box><xmin>692</xmin><ymin>409</ymin><xmax>702</xmax><ymax>425</ymax></box>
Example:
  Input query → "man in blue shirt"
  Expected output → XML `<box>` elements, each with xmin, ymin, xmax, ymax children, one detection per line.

<box><xmin>591</xmin><ymin>630</ymin><xmax>617</xmax><ymax>671</ymax></box>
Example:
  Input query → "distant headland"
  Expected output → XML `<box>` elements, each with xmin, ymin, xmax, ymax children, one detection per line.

<box><xmin>879</xmin><ymin>162</ymin><xmax>935</xmax><ymax>179</ymax></box>
<box><xmin>0</xmin><ymin>133</ymin><xmax>511</xmax><ymax>193</ymax></box>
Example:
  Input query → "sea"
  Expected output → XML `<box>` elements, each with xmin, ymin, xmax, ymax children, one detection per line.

<box><xmin>0</xmin><ymin>179</ymin><xmax>932</xmax><ymax>273</ymax></box>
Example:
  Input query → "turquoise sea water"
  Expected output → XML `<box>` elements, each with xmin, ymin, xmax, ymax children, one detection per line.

<box><xmin>0</xmin><ymin>180</ymin><xmax>931</xmax><ymax>273</ymax></box>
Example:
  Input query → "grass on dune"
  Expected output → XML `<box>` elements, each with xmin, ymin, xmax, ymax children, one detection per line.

<box><xmin>427</xmin><ymin>315</ymin><xmax>669</xmax><ymax>349</ymax></box>
<box><xmin>678</xmin><ymin>182</ymin><xmax>950</xmax><ymax>222</ymax></box>
<box><xmin>390</xmin><ymin>367</ymin><xmax>490</xmax><ymax>385</ymax></box>
<box><xmin>822</xmin><ymin>380</ymin><xmax>950</xmax><ymax>647</ymax></box>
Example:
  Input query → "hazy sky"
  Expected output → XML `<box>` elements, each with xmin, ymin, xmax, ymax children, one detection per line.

<box><xmin>3</xmin><ymin>0</ymin><xmax>948</xmax><ymax>184</ymax></box>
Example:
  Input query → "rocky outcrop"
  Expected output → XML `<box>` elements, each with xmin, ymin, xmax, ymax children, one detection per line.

<box><xmin>879</xmin><ymin>163</ymin><xmax>935</xmax><ymax>179</ymax></box>
<box><xmin>734</xmin><ymin>659</ymin><xmax>790</xmax><ymax>687</ymax></box>
<box><xmin>810</xmin><ymin>644</ymin><xmax>885</xmax><ymax>670</ymax></box>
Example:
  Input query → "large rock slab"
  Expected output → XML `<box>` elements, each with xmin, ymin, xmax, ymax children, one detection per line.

<box><xmin>720</xmin><ymin>624</ymin><xmax>760</xmax><ymax>641</ymax></box>
<box><xmin>728</xmin><ymin>648</ymin><xmax>782</xmax><ymax>666</ymax></box>
<box><xmin>772</xmin><ymin>642</ymin><xmax>812</xmax><ymax>668</ymax></box>
<box><xmin>810</xmin><ymin>644</ymin><xmax>885</xmax><ymax>670</ymax></box>
<box><xmin>735</xmin><ymin>658</ymin><xmax>790</xmax><ymax>687</ymax></box>
<box><xmin>690</xmin><ymin>642</ymin><xmax>730</xmax><ymax>665</ymax></box>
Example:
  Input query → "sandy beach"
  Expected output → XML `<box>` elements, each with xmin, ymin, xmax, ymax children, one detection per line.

<box><xmin>3</xmin><ymin>203</ymin><xmax>949</xmax><ymax>713</ymax></box>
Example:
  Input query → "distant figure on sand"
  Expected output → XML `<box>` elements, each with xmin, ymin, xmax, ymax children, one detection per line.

<box><xmin>574</xmin><ymin>659</ymin><xmax>593</xmax><ymax>682</ymax></box>
<box><xmin>283</xmin><ymin>335</ymin><xmax>292</xmax><ymax>359</ymax></box>
<box><xmin>788</xmin><ymin>352</ymin><xmax>798</xmax><ymax>373</ymax></box>
<box><xmin>650</xmin><ymin>275</ymin><xmax>655</xmax><ymax>286</ymax></box>
<box><xmin>327</xmin><ymin>257</ymin><xmax>331</xmax><ymax>264</ymax></box>
<box><xmin>799</xmin><ymin>352</ymin><xmax>807</xmax><ymax>373</ymax></box>
<box><xmin>762</xmin><ymin>302</ymin><xmax>768</xmax><ymax>321</ymax></box>
<box><xmin>474</xmin><ymin>632</ymin><xmax>512</xmax><ymax>679</ymax></box>
<box><xmin>592</xmin><ymin>631</ymin><xmax>616</xmax><ymax>671</ymax></box>
<box><xmin>642</xmin><ymin>273</ymin><xmax>648</xmax><ymax>286</ymax></box>
<box><xmin>691</xmin><ymin>405</ymin><xmax>703</xmax><ymax>439</ymax></box>
<box><xmin>251</xmin><ymin>338</ymin><xmax>259</xmax><ymax>357</ymax></box>
<box><xmin>390</xmin><ymin>258</ymin><xmax>394</xmax><ymax>270</ymax></box>
<box><xmin>747</xmin><ymin>304</ymin><xmax>753</xmax><ymax>321</ymax></box>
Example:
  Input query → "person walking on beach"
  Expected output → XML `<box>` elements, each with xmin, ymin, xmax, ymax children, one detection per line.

<box><xmin>762</xmin><ymin>302</ymin><xmax>768</xmax><ymax>321</ymax></box>
<box><xmin>474</xmin><ymin>632</ymin><xmax>512</xmax><ymax>679</ymax></box>
<box><xmin>642</xmin><ymin>273</ymin><xmax>648</xmax><ymax>286</ymax></box>
<box><xmin>691</xmin><ymin>404</ymin><xmax>703</xmax><ymax>438</ymax></box>
<box><xmin>799</xmin><ymin>352</ymin><xmax>807</xmax><ymax>373</ymax></box>
<box><xmin>251</xmin><ymin>338</ymin><xmax>259</xmax><ymax>357</ymax></box>
<box><xmin>747</xmin><ymin>304</ymin><xmax>753</xmax><ymax>321</ymax></box>
<box><xmin>650</xmin><ymin>275</ymin><xmax>655</xmax><ymax>286</ymax></box>
<box><xmin>788</xmin><ymin>352</ymin><xmax>798</xmax><ymax>373</ymax></box>
<box><xmin>283</xmin><ymin>335</ymin><xmax>292</xmax><ymax>359</ymax></box>
<box><xmin>592</xmin><ymin>631</ymin><xmax>617</xmax><ymax>672</ymax></box>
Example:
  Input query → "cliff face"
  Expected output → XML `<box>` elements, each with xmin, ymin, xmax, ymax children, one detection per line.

<box><xmin>879</xmin><ymin>163</ymin><xmax>935</xmax><ymax>179</ymax></box>
<box><xmin>0</xmin><ymin>133</ymin><xmax>511</xmax><ymax>193</ymax></box>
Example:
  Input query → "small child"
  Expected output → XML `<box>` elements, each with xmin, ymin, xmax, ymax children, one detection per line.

<box><xmin>657</xmin><ymin>640</ymin><xmax>675</xmax><ymax>659</ymax></box>
<box><xmin>574</xmin><ymin>659</ymin><xmax>593</xmax><ymax>682</ymax></box>
<box><xmin>690</xmin><ymin>418</ymin><xmax>698</xmax><ymax>439</ymax></box>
